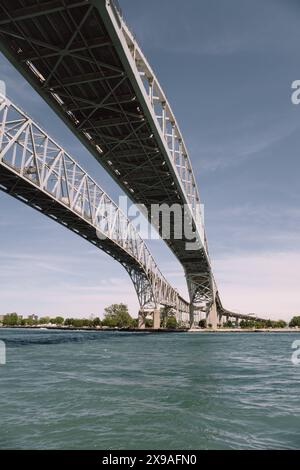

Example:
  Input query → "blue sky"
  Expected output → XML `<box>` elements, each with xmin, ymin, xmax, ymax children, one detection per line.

<box><xmin>0</xmin><ymin>0</ymin><xmax>300</xmax><ymax>320</ymax></box>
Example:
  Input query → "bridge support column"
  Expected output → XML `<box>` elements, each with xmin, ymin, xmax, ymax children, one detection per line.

<box><xmin>153</xmin><ymin>308</ymin><xmax>161</xmax><ymax>329</ymax></box>
<box><xmin>207</xmin><ymin>301</ymin><xmax>218</xmax><ymax>329</ymax></box>
<box><xmin>189</xmin><ymin>304</ymin><xmax>195</xmax><ymax>328</ymax></box>
<box><xmin>138</xmin><ymin>309</ymin><xmax>146</xmax><ymax>329</ymax></box>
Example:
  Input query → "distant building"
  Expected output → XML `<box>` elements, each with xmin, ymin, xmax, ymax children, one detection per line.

<box><xmin>27</xmin><ymin>314</ymin><xmax>38</xmax><ymax>321</ymax></box>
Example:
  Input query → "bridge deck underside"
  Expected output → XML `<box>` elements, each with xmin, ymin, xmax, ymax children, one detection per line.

<box><xmin>0</xmin><ymin>0</ymin><xmax>212</xmax><ymax>303</ymax></box>
<box><xmin>0</xmin><ymin>163</ymin><xmax>142</xmax><ymax>271</ymax></box>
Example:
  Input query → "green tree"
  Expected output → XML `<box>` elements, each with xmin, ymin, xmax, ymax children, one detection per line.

<box><xmin>25</xmin><ymin>317</ymin><xmax>37</xmax><ymax>326</ymax></box>
<box><xmin>3</xmin><ymin>313</ymin><xmax>20</xmax><ymax>326</ymax></box>
<box><xmin>92</xmin><ymin>317</ymin><xmax>102</xmax><ymax>327</ymax></box>
<box><xmin>129</xmin><ymin>318</ymin><xmax>138</xmax><ymax>328</ymax></box>
<box><xmin>198</xmin><ymin>319</ymin><xmax>206</xmax><ymax>329</ymax></box>
<box><xmin>39</xmin><ymin>317</ymin><xmax>50</xmax><ymax>324</ymax></box>
<box><xmin>166</xmin><ymin>315</ymin><xmax>177</xmax><ymax>329</ymax></box>
<box><xmin>160</xmin><ymin>307</ymin><xmax>180</xmax><ymax>329</ymax></box>
<box><xmin>253</xmin><ymin>320</ymin><xmax>265</xmax><ymax>329</ymax></box>
<box><xmin>63</xmin><ymin>318</ymin><xmax>92</xmax><ymax>327</ymax></box>
<box><xmin>289</xmin><ymin>316</ymin><xmax>300</xmax><ymax>328</ymax></box>
<box><xmin>160</xmin><ymin>306</ymin><xmax>172</xmax><ymax>328</ymax></box>
<box><xmin>102</xmin><ymin>304</ymin><xmax>133</xmax><ymax>328</ymax></box>
<box><xmin>276</xmin><ymin>320</ymin><xmax>287</xmax><ymax>328</ymax></box>
<box><xmin>51</xmin><ymin>316</ymin><xmax>64</xmax><ymax>325</ymax></box>
<box><xmin>240</xmin><ymin>320</ymin><xmax>253</xmax><ymax>329</ymax></box>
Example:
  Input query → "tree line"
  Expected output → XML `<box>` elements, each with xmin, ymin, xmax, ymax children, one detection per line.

<box><xmin>199</xmin><ymin>317</ymin><xmax>300</xmax><ymax>329</ymax></box>
<box><xmin>1</xmin><ymin>307</ymin><xmax>300</xmax><ymax>329</ymax></box>
<box><xmin>0</xmin><ymin>304</ymin><xmax>179</xmax><ymax>329</ymax></box>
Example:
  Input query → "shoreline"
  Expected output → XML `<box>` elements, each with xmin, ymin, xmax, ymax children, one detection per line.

<box><xmin>0</xmin><ymin>326</ymin><xmax>299</xmax><ymax>333</ymax></box>
<box><xmin>0</xmin><ymin>325</ymin><xmax>187</xmax><ymax>333</ymax></box>
<box><xmin>188</xmin><ymin>328</ymin><xmax>300</xmax><ymax>333</ymax></box>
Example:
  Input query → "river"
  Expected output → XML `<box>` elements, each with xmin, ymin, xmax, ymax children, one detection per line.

<box><xmin>0</xmin><ymin>329</ymin><xmax>299</xmax><ymax>449</ymax></box>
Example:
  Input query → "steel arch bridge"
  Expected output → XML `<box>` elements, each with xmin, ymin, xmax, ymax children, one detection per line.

<box><xmin>0</xmin><ymin>93</ymin><xmax>190</xmax><ymax>326</ymax></box>
<box><xmin>0</xmin><ymin>0</ymin><xmax>263</xmax><ymax>327</ymax></box>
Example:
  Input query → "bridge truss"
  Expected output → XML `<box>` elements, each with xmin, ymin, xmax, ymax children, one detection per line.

<box><xmin>0</xmin><ymin>93</ymin><xmax>190</xmax><ymax>323</ymax></box>
<box><xmin>0</xmin><ymin>0</ymin><xmax>265</xmax><ymax>327</ymax></box>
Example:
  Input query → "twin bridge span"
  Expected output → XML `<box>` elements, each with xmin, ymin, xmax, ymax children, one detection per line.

<box><xmin>0</xmin><ymin>94</ymin><xmax>190</xmax><ymax>327</ymax></box>
<box><xmin>0</xmin><ymin>0</ymin><xmax>262</xmax><ymax>327</ymax></box>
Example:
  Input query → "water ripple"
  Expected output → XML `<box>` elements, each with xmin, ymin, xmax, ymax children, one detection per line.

<box><xmin>0</xmin><ymin>330</ymin><xmax>299</xmax><ymax>449</ymax></box>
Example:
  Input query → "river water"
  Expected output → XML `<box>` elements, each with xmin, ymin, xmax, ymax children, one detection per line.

<box><xmin>0</xmin><ymin>329</ymin><xmax>299</xmax><ymax>449</ymax></box>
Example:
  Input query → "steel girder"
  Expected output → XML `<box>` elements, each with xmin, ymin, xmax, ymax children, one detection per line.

<box><xmin>0</xmin><ymin>0</ymin><xmax>251</xmax><ymax>321</ymax></box>
<box><xmin>0</xmin><ymin>94</ymin><xmax>189</xmax><ymax>314</ymax></box>
<box><xmin>215</xmin><ymin>294</ymin><xmax>266</xmax><ymax>323</ymax></box>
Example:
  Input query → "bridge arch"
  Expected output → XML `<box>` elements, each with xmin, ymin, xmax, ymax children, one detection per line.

<box><xmin>0</xmin><ymin>0</ymin><xmax>266</xmax><ymax>327</ymax></box>
<box><xmin>0</xmin><ymin>94</ymin><xmax>190</xmax><ymax>324</ymax></box>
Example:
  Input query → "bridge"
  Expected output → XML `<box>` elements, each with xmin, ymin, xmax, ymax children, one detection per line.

<box><xmin>0</xmin><ymin>93</ymin><xmax>191</xmax><ymax>327</ymax></box>
<box><xmin>0</xmin><ymin>0</ymin><xmax>265</xmax><ymax>327</ymax></box>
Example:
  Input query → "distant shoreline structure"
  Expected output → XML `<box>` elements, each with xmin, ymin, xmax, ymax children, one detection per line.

<box><xmin>1</xmin><ymin>308</ymin><xmax>299</xmax><ymax>332</ymax></box>
<box><xmin>0</xmin><ymin>326</ymin><xmax>300</xmax><ymax>334</ymax></box>
<box><xmin>0</xmin><ymin>325</ymin><xmax>186</xmax><ymax>334</ymax></box>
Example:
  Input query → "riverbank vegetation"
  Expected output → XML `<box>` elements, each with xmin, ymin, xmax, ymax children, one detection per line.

<box><xmin>0</xmin><ymin>309</ymin><xmax>299</xmax><ymax>330</ymax></box>
<box><xmin>0</xmin><ymin>304</ymin><xmax>137</xmax><ymax>329</ymax></box>
<box><xmin>201</xmin><ymin>317</ymin><xmax>298</xmax><ymax>329</ymax></box>
<box><xmin>0</xmin><ymin>304</ymin><xmax>181</xmax><ymax>329</ymax></box>
<box><xmin>218</xmin><ymin>319</ymin><xmax>288</xmax><ymax>329</ymax></box>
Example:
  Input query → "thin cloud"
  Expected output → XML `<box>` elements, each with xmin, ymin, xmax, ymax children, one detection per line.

<box><xmin>214</xmin><ymin>251</ymin><xmax>300</xmax><ymax>320</ymax></box>
<box><xmin>194</xmin><ymin>119</ymin><xmax>300</xmax><ymax>173</ymax></box>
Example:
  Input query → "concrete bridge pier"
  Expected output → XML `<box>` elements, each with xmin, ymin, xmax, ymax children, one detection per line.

<box><xmin>153</xmin><ymin>308</ymin><xmax>161</xmax><ymax>329</ymax></box>
<box><xmin>207</xmin><ymin>302</ymin><xmax>218</xmax><ymax>329</ymax></box>
<box><xmin>189</xmin><ymin>304</ymin><xmax>195</xmax><ymax>328</ymax></box>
